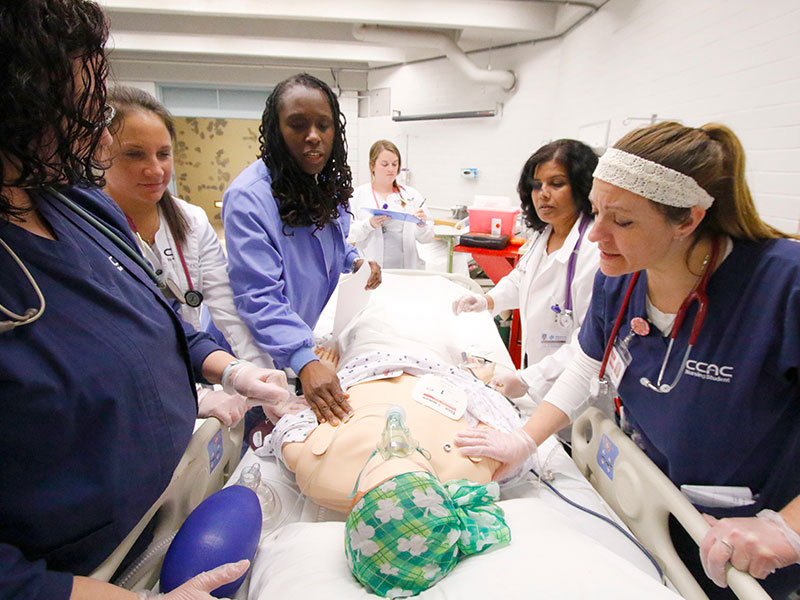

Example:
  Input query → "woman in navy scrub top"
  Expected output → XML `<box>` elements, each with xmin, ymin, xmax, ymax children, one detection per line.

<box><xmin>454</xmin><ymin>122</ymin><xmax>800</xmax><ymax>598</ymax></box>
<box><xmin>0</xmin><ymin>2</ymin><xmax>289</xmax><ymax>599</ymax></box>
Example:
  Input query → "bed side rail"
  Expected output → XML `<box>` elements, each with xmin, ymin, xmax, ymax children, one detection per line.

<box><xmin>89</xmin><ymin>418</ymin><xmax>244</xmax><ymax>589</ymax></box>
<box><xmin>571</xmin><ymin>407</ymin><xmax>769</xmax><ymax>600</ymax></box>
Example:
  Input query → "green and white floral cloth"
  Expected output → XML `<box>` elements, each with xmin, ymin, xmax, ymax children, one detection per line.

<box><xmin>345</xmin><ymin>471</ymin><xmax>510</xmax><ymax>598</ymax></box>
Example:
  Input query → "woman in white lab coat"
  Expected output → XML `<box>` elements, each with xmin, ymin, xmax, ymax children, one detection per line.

<box><xmin>104</xmin><ymin>86</ymin><xmax>266</xmax><ymax>425</ymax></box>
<box><xmin>348</xmin><ymin>139</ymin><xmax>434</xmax><ymax>269</ymax></box>
<box><xmin>453</xmin><ymin>140</ymin><xmax>600</xmax><ymax>414</ymax></box>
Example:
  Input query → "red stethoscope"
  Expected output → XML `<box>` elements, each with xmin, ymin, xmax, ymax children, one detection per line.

<box><xmin>371</xmin><ymin>184</ymin><xmax>409</xmax><ymax>209</ymax></box>
<box><xmin>125</xmin><ymin>215</ymin><xmax>203</xmax><ymax>307</ymax></box>
<box><xmin>595</xmin><ymin>237</ymin><xmax>720</xmax><ymax>400</ymax></box>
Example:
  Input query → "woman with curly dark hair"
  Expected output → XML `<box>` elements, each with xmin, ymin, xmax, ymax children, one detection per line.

<box><xmin>223</xmin><ymin>73</ymin><xmax>381</xmax><ymax>426</ymax></box>
<box><xmin>453</xmin><ymin>140</ymin><xmax>600</xmax><ymax>420</ymax></box>
<box><xmin>0</xmin><ymin>2</ymin><xmax>288</xmax><ymax>598</ymax></box>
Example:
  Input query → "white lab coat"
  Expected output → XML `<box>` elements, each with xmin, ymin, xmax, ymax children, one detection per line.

<box><xmin>150</xmin><ymin>198</ymin><xmax>271</xmax><ymax>367</ymax></box>
<box><xmin>347</xmin><ymin>183</ymin><xmax>434</xmax><ymax>269</ymax></box>
<box><xmin>487</xmin><ymin>217</ymin><xmax>600</xmax><ymax>414</ymax></box>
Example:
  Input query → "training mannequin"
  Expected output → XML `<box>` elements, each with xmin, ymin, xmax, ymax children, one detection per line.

<box><xmin>281</xmin><ymin>371</ymin><xmax>501</xmax><ymax>512</ymax></box>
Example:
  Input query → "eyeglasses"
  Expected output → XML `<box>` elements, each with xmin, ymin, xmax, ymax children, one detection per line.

<box><xmin>95</xmin><ymin>104</ymin><xmax>115</xmax><ymax>131</ymax></box>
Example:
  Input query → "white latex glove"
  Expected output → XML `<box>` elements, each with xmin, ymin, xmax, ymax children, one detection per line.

<box><xmin>262</xmin><ymin>395</ymin><xmax>310</xmax><ymax>424</ymax></box>
<box><xmin>489</xmin><ymin>370</ymin><xmax>529</xmax><ymax>398</ymax></box>
<box><xmin>453</xmin><ymin>428</ymin><xmax>537</xmax><ymax>481</ymax></box>
<box><xmin>197</xmin><ymin>388</ymin><xmax>247</xmax><ymax>426</ymax></box>
<box><xmin>138</xmin><ymin>559</ymin><xmax>249</xmax><ymax>599</ymax></box>
<box><xmin>452</xmin><ymin>293</ymin><xmax>489</xmax><ymax>315</ymax></box>
<box><xmin>221</xmin><ymin>361</ymin><xmax>289</xmax><ymax>407</ymax></box>
<box><xmin>700</xmin><ymin>511</ymin><xmax>800</xmax><ymax>587</ymax></box>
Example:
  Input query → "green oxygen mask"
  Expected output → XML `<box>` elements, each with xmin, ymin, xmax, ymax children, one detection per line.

<box><xmin>378</xmin><ymin>405</ymin><xmax>417</xmax><ymax>460</ymax></box>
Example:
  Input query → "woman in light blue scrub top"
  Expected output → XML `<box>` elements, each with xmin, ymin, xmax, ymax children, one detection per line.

<box><xmin>224</xmin><ymin>73</ymin><xmax>382</xmax><ymax>427</ymax></box>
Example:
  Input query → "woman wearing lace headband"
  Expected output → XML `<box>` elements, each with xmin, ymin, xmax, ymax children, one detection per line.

<box><xmin>453</xmin><ymin>121</ymin><xmax>800</xmax><ymax>599</ymax></box>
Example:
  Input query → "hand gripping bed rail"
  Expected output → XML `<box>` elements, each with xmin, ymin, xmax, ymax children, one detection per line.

<box><xmin>571</xmin><ymin>408</ymin><xmax>770</xmax><ymax>600</ymax></box>
<box><xmin>89</xmin><ymin>418</ymin><xmax>244</xmax><ymax>590</ymax></box>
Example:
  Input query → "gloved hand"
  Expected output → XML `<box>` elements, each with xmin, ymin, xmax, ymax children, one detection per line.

<box><xmin>700</xmin><ymin>511</ymin><xmax>800</xmax><ymax>587</ymax></box>
<box><xmin>489</xmin><ymin>370</ymin><xmax>529</xmax><ymax>398</ymax></box>
<box><xmin>137</xmin><ymin>559</ymin><xmax>249</xmax><ymax>599</ymax></box>
<box><xmin>453</xmin><ymin>427</ymin><xmax>537</xmax><ymax>481</ymax></box>
<box><xmin>452</xmin><ymin>293</ymin><xmax>489</xmax><ymax>315</ymax></box>
<box><xmin>221</xmin><ymin>361</ymin><xmax>289</xmax><ymax>408</ymax></box>
<box><xmin>197</xmin><ymin>387</ymin><xmax>247</xmax><ymax>426</ymax></box>
<box><xmin>262</xmin><ymin>395</ymin><xmax>309</xmax><ymax>424</ymax></box>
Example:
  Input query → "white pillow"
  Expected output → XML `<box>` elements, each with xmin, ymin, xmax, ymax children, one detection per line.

<box><xmin>247</xmin><ymin>497</ymin><xmax>680</xmax><ymax>599</ymax></box>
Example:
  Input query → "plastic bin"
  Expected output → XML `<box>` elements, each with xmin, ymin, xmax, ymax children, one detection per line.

<box><xmin>468</xmin><ymin>207</ymin><xmax>520</xmax><ymax>237</ymax></box>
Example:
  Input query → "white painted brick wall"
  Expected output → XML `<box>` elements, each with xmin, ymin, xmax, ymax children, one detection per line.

<box><xmin>361</xmin><ymin>0</ymin><xmax>800</xmax><ymax>231</ymax></box>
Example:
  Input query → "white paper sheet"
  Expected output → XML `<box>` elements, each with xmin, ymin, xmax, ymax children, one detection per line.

<box><xmin>331</xmin><ymin>261</ymin><xmax>372</xmax><ymax>338</ymax></box>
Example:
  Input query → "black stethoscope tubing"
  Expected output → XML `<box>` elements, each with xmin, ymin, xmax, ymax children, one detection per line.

<box><xmin>122</xmin><ymin>203</ymin><xmax>203</xmax><ymax>308</ymax></box>
<box><xmin>47</xmin><ymin>186</ymin><xmax>166</xmax><ymax>291</ymax></box>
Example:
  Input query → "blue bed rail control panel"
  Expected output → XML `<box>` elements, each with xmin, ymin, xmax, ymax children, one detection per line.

<box><xmin>597</xmin><ymin>434</ymin><xmax>619</xmax><ymax>480</ymax></box>
<box><xmin>208</xmin><ymin>429</ymin><xmax>223</xmax><ymax>473</ymax></box>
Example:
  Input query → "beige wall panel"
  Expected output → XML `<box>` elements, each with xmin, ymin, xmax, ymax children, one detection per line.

<box><xmin>173</xmin><ymin>117</ymin><xmax>261</xmax><ymax>229</ymax></box>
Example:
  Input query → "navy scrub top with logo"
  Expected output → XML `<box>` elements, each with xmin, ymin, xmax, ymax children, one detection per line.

<box><xmin>0</xmin><ymin>186</ymin><xmax>220</xmax><ymax>600</ymax></box>
<box><xmin>579</xmin><ymin>238</ymin><xmax>800</xmax><ymax>518</ymax></box>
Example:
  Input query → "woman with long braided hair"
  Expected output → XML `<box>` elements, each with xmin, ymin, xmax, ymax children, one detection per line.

<box><xmin>224</xmin><ymin>73</ymin><xmax>381</xmax><ymax>427</ymax></box>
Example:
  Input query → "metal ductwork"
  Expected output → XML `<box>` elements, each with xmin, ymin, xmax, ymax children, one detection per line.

<box><xmin>353</xmin><ymin>24</ymin><xmax>516</xmax><ymax>92</ymax></box>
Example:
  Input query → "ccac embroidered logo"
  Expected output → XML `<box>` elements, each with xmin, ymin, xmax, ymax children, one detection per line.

<box><xmin>685</xmin><ymin>359</ymin><xmax>734</xmax><ymax>383</ymax></box>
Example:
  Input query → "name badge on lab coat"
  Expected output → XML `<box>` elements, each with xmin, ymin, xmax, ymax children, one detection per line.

<box><xmin>539</xmin><ymin>331</ymin><xmax>568</xmax><ymax>347</ymax></box>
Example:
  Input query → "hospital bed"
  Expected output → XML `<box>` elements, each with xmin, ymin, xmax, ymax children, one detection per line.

<box><xmin>94</xmin><ymin>271</ymin><xmax>769</xmax><ymax>599</ymax></box>
<box><xmin>89</xmin><ymin>417</ymin><xmax>244</xmax><ymax>590</ymax></box>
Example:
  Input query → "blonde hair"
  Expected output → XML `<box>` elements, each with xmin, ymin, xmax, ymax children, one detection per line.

<box><xmin>368</xmin><ymin>140</ymin><xmax>401</xmax><ymax>189</ymax></box>
<box><xmin>614</xmin><ymin>121</ymin><xmax>794</xmax><ymax>241</ymax></box>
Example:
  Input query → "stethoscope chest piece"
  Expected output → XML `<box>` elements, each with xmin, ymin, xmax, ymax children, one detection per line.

<box><xmin>184</xmin><ymin>289</ymin><xmax>204</xmax><ymax>308</ymax></box>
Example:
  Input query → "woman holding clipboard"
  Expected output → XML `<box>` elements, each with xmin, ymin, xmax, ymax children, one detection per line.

<box><xmin>348</xmin><ymin>140</ymin><xmax>434</xmax><ymax>269</ymax></box>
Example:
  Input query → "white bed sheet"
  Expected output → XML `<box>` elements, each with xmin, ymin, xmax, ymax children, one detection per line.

<box><xmin>228</xmin><ymin>272</ymin><xmax>678</xmax><ymax>598</ymax></box>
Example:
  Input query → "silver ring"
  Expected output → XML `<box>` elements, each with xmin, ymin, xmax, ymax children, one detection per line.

<box><xmin>719</xmin><ymin>538</ymin><xmax>734</xmax><ymax>553</ymax></box>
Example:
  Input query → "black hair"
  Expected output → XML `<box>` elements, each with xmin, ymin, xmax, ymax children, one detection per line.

<box><xmin>258</xmin><ymin>73</ymin><xmax>353</xmax><ymax>231</ymax></box>
<box><xmin>107</xmin><ymin>86</ymin><xmax>189</xmax><ymax>245</ymax></box>
<box><xmin>0</xmin><ymin>0</ymin><xmax>109</xmax><ymax>219</ymax></box>
<box><xmin>516</xmin><ymin>139</ymin><xmax>598</xmax><ymax>232</ymax></box>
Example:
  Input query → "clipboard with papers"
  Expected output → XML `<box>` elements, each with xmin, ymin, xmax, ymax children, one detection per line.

<box><xmin>363</xmin><ymin>207</ymin><xmax>424</xmax><ymax>225</ymax></box>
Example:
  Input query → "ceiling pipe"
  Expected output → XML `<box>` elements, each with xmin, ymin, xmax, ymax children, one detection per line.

<box><xmin>353</xmin><ymin>24</ymin><xmax>516</xmax><ymax>92</ymax></box>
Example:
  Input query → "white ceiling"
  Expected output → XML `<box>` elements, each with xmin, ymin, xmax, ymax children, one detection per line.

<box><xmin>100</xmin><ymin>0</ymin><xmax>605</xmax><ymax>87</ymax></box>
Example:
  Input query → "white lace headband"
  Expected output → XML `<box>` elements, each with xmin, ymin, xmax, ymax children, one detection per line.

<box><xmin>593</xmin><ymin>148</ymin><xmax>714</xmax><ymax>209</ymax></box>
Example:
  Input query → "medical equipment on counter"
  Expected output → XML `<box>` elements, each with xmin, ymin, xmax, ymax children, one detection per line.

<box><xmin>549</xmin><ymin>213</ymin><xmax>592</xmax><ymax>328</ymax></box>
<box><xmin>591</xmin><ymin>238</ymin><xmax>719</xmax><ymax>405</ymax></box>
<box><xmin>160</xmin><ymin>485</ymin><xmax>260</xmax><ymax>598</ymax></box>
<box><xmin>572</xmin><ymin>407</ymin><xmax>770</xmax><ymax>600</ymax></box>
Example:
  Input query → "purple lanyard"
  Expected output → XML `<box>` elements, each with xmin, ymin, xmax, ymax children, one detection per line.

<box><xmin>563</xmin><ymin>213</ymin><xmax>592</xmax><ymax>312</ymax></box>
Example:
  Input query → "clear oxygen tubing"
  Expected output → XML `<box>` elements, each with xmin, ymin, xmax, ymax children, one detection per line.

<box><xmin>113</xmin><ymin>532</ymin><xmax>177</xmax><ymax>589</ymax></box>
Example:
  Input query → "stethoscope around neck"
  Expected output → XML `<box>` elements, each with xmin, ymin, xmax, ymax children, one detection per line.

<box><xmin>124</xmin><ymin>214</ymin><xmax>203</xmax><ymax>308</ymax></box>
<box><xmin>371</xmin><ymin>183</ymin><xmax>408</xmax><ymax>210</ymax></box>
<box><xmin>595</xmin><ymin>237</ymin><xmax>720</xmax><ymax>397</ymax></box>
<box><xmin>549</xmin><ymin>213</ymin><xmax>592</xmax><ymax>328</ymax></box>
<box><xmin>0</xmin><ymin>186</ymin><xmax>171</xmax><ymax>332</ymax></box>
